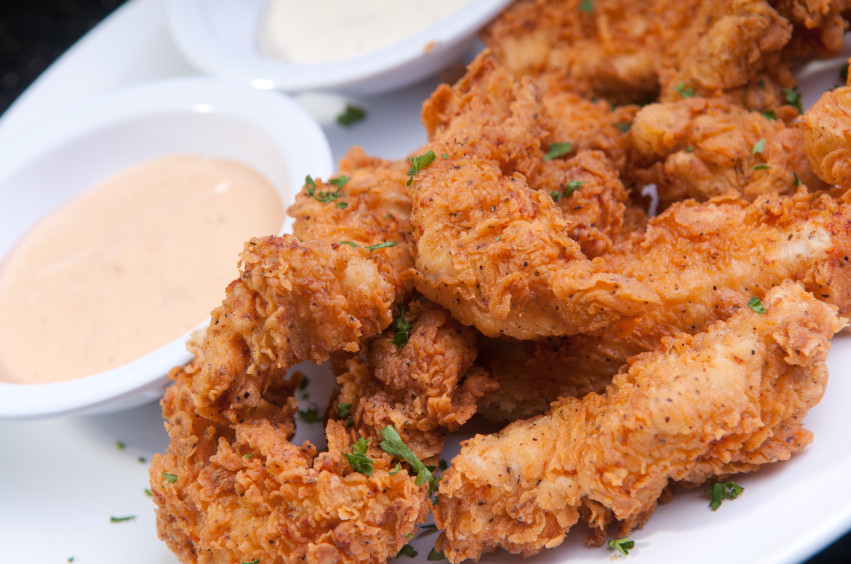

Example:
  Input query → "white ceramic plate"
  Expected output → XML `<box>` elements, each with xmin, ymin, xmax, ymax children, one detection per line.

<box><xmin>0</xmin><ymin>0</ymin><xmax>849</xmax><ymax>562</ymax></box>
<box><xmin>166</xmin><ymin>0</ymin><xmax>513</xmax><ymax>95</ymax></box>
<box><xmin>0</xmin><ymin>75</ymin><xmax>332</xmax><ymax>419</ymax></box>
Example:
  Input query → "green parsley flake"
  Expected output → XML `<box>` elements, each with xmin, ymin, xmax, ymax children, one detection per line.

<box><xmin>242</xmin><ymin>559</ymin><xmax>261</xmax><ymax>564</ymax></box>
<box><xmin>398</xmin><ymin>544</ymin><xmax>418</xmax><ymax>558</ymax></box>
<box><xmin>68</xmin><ymin>558</ymin><xmax>74</xmax><ymax>563</ymax></box>
<box><xmin>761</xmin><ymin>110</ymin><xmax>778</xmax><ymax>120</ymax></box>
<box><xmin>752</xmin><ymin>139</ymin><xmax>767</xmax><ymax>155</ymax></box>
<box><xmin>337</xmin><ymin>104</ymin><xmax>367</xmax><ymax>126</ymax></box>
<box><xmin>674</xmin><ymin>82</ymin><xmax>695</xmax><ymax>98</ymax></box>
<box><xmin>752</xmin><ymin>163</ymin><xmax>771</xmax><ymax>171</ymax></box>
<box><xmin>544</xmin><ymin>141</ymin><xmax>573</xmax><ymax>160</ymax></box>
<box><xmin>747</xmin><ymin>296</ymin><xmax>767</xmax><ymax>314</ymax></box>
<box><xmin>336</xmin><ymin>201</ymin><xmax>349</xmax><ymax>209</ymax></box>
<box><xmin>407</xmin><ymin>150</ymin><xmax>437</xmax><ymax>185</ymax></box>
<box><xmin>298</xmin><ymin>406</ymin><xmax>321</xmax><ymax>423</ymax></box>
<box><xmin>110</xmin><ymin>515</ymin><xmax>136</xmax><ymax>523</ymax></box>
<box><xmin>343</xmin><ymin>437</ymin><xmax>374</xmax><ymax>476</ymax></box>
<box><xmin>338</xmin><ymin>241</ymin><xmax>360</xmax><ymax>248</ymax></box>
<box><xmin>685</xmin><ymin>146</ymin><xmax>695</xmax><ymax>153</ymax></box>
<box><xmin>705</xmin><ymin>481</ymin><xmax>744</xmax><ymax>510</ymax></box>
<box><xmin>138</xmin><ymin>456</ymin><xmax>147</xmax><ymax>464</ymax></box>
<box><xmin>116</xmin><ymin>440</ymin><xmax>125</xmax><ymax>450</ymax></box>
<box><xmin>389</xmin><ymin>463</ymin><xmax>403</xmax><ymax>475</ymax></box>
<box><xmin>579</xmin><ymin>0</ymin><xmax>594</xmax><ymax>11</ymax></box>
<box><xmin>551</xmin><ymin>180</ymin><xmax>585</xmax><ymax>201</ymax></box>
<box><xmin>338</xmin><ymin>402</ymin><xmax>352</xmax><ymax>418</ymax></box>
<box><xmin>365</xmin><ymin>241</ymin><xmax>398</xmax><ymax>251</ymax></box>
<box><xmin>782</xmin><ymin>87</ymin><xmax>803</xmax><ymax>113</ymax></box>
<box><xmin>616</xmin><ymin>122</ymin><xmax>631</xmax><ymax>133</ymax></box>
<box><xmin>793</xmin><ymin>172</ymin><xmax>801</xmax><ymax>187</ymax></box>
<box><xmin>427</xmin><ymin>548</ymin><xmax>446</xmax><ymax>561</ymax></box>
<box><xmin>297</xmin><ymin>374</ymin><xmax>309</xmax><ymax>391</ymax></box>
<box><xmin>390</xmin><ymin>304</ymin><xmax>413</xmax><ymax>348</ymax></box>
<box><xmin>144</xmin><ymin>488</ymin><xmax>153</xmax><ymax>497</ymax></box>
<box><xmin>329</xmin><ymin>175</ymin><xmax>350</xmax><ymax>188</ymax></box>
<box><xmin>162</xmin><ymin>471</ymin><xmax>178</xmax><ymax>484</ymax></box>
<box><xmin>379</xmin><ymin>426</ymin><xmax>439</xmax><ymax>495</ymax></box>
<box><xmin>304</xmin><ymin>175</ymin><xmax>345</xmax><ymax>203</ymax></box>
<box><xmin>442</xmin><ymin>152</ymin><xmax>449</xmax><ymax>159</ymax></box>
<box><xmin>608</xmin><ymin>537</ymin><xmax>635</xmax><ymax>556</ymax></box>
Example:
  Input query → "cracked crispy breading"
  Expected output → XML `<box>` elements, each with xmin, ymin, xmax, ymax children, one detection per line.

<box><xmin>333</xmin><ymin>300</ymin><xmax>497</xmax><ymax>464</ymax></box>
<box><xmin>434</xmin><ymin>283</ymin><xmax>845</xmax><ymax>562</ymax></box>
<box><xmin>802</xmin><ymin>84</ymin><xmax>851</xmax><ymax>188</ymax></box>
<box><xmin>150</xmin><ymin>369</ymin><xmax>429</xmax><ymax>564</ymax></box>
<box><xmin>628</xmin><ymin>96</ymin><xmax>823</xmax><ymax>206</ymax></box>
<box><xmin>481</xmin><ymin>0</ymin><xmax>801</xmax><ymax>110</ymax></box>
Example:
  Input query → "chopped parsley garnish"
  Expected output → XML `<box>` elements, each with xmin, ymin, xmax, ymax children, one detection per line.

<box><xmin>298</xmin><ymin>405</ymin><xmax>321</xmax><ymax>423</ymax></box>
<box><xmin>162</xmin><ymin>471</ymin><xmax>178</xmax><ymax>484</ymax></box>
<box><xmin>705</xmin><ymin>481</ymin><xmax>744</xmax><ymax>510</ymax></box>
<box><xmin>390</xmin><ymin>304</ymin><xmax>413</xmax><ymax>348</ymax></box>
<box><xmin>138</xmin><ymin>456</ymin><xmax>147</xmax><ymax>464</ymax></box>
<box><xmin>336</xmin><ymin>201</ymin><xmax>349</xmax><ymax>209</ymax></box>
<box><xmin>329</xmin><ymin>175</ymin><xmax>350</xmax><ymax>188</ymax></box>
<box><xmin>747</xmin><ymin>296</ymin><xmax>766</xmax><ymax>314</ymax></box>
<box><xmin>607</xmin><ymin>537</ymin><xmax>635</xmax><ymax>556</ymax></box>
<box><xmin>685</xmin><ymin>146</ymin><xmax>695</xmax><ymax>153</ymax></box>
<box><xmin>781</xmin><ymin>87</ymin><xmax>803</xmax><ymax>113</ymax></box>
<box><xmin>674</xmin><ymin>82</ymin><xmax>695</xmax><ymax>98</ymax></box>
<box><xmin>616</xmin><ymin>122</ymin><xmax>631</xmax><ymax>133</ymax></box>
<box><xmin>427</xmin><ymin>548</ymin><xmax>446</xmax><ymax>560</ymax></box>
<box><xmin>67</xmin><ymin>558</ymin><xmax>74</xmax><ymax>563</ymax></box>
<box><xmin>110</xmin><ymin>515</ymin><xmax>136</xmax><ymax>523</ymax></box>
<box><xmin>438</xmin><ymin>459</ymin><xmax>448</xmax><ymax>470</ymax></box>
<box><xmin>338</xmin><ymin>402</ymin><xmax>352</xmax><ymax>418</ymax></box>
<box><xmin>338</xmin><ymin>240</ymin><xmax>360</xmax><ymax>248</ymax></box>
<box><xmin>761</xmin><ymin>110</ymin><xmax>778</xmax><ymax>120</ymax></box>
<box><xmin>793</xmin><ymin>172</ymin><xmax>801</xmax><ymax>187</ymax></box>
<box><xmin>365</xmin><ymin>241</ymin><xmax>398</xmax><ymax>251</ymax></box>
<box><xmin>304</xmin><ymin>175</ymin><xmax>345</xmax><ymax>204</ymax></box>
<box><xmin>337</xmin><ymin>104</ymin><xmax>367</xmax><ymax>126</ymax></box>
<box><xmin>751</xmin><ymin>139</ymin><xmax>766</xmax><ymax>155</ymax></box>
<box><xmin>407</xmin><ymin>150</ymin><xmax>437</xmax><ymax>185</ymax></box>
<box><xmin>379</xmin><ymin>426</ymin><xmax>439</xmax><ymax>496</ymax></box>
<box><xmin>442</xmin><ymin>152</ymin><xmax>449</xmax><ymax>159</ymax></box>
<box><xmin>343</xmin><ymin>437</ymin><xmax>374</xmax><ymax>476</ymax></box>
<box><xmin>544</xmin><ymin>141</ymin><xmax>573</xmax><ymax>160</ymax></box>
<box><xmin>550</xmin><ymin>180</ymin><xmax>585</xmax><ymax>201</ymax></box>
<box><xmin>389</xmin><ymin>463</ymin><xmax>402</xmax><ymax>475</ymax></box>
<box><xmin>144</xmin><ymin>488</ymin><xmax>153</xmax><ymax>497</ymax></box>
<box><xmin>115</xmin><ymin>440</ymin><xmax>125</xmax><ymax>450</ymax></box>
<box><xmin>398</xmin><ymin>544</ymin><xmax>418</xmax><ymax>557</ymax></box>
<box><xmin>242</xmin><ymin>560</ymin><xmax>261</xmax><ymax>564</ymax></box>
<box><xmin>579</xmin><ymin>0</ymin><xmax>594</xmax><ymax>12</ymax></box>
<box><xmin>752</xmin><ymin>163</ymin><xmax>771</xmax><ymax>170</ymax></box>
<box><xmin>297</xmin><ymin>374</ymin><xmax>309</xmax><ymax>391</ymax></box>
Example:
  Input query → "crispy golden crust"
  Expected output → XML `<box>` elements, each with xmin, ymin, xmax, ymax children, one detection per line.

<box><xmin>482</xmin><ymin>0</ymin><xmax>802</xmax><ymax>110</ymax></box>
<box><xmin>434</xmin><ymin>283</ymin><xmax>845</xmax><ymax>562</ymax></box>
<box><xmin>628</xmin><ymin>96</ymin><xmax>823</xmax><ymax>206</ymax></box>
<box><xmin>334</xmin><ymin>301</ymin><xmax>497</xmax><ymax>464</ymax></box>
<box><xmin>802</xmin><ymin>85</ymin><xmax>851</xmax><ymax>188</ymax></box>
<box><xmin>150</xmin><ymin>373</ymin><xmax>429</xmax><ymax>564</ymax></box>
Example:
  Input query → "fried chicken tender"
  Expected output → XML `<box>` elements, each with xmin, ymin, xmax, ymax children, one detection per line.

<box><xmin>177</xmin><ymin>150</ymin><xmax>414</xmax><ymax>424</ymax></box>
<box><xmin>434</xmin><ymin>283</ymin><xmax>845</xmax><ymax>562</ymax></box>
<box><xmin>150</xmin><ymin>366</ymin><xmax>429</xmax><ymax>564</ymax></box>
<box><xmin>802</xmin><ymin>84</ymin><xmax>851</xmax><ymax>188</ymax></box>
<box><xmin>334</xmin><ymin>300</ymin><xmax>497</xmax><ymax>463</ymax></box>
<box><xmin>629</xmin><ymin>96</ymin><xmax>823</xmax><ymax>206</ymax></box>
<box><xmin>482</xmin><ymin>0</ymin><xmax>799</xmax><ymax>110</ymax></box>
<box><xmin>411</xmin><ymin>55</ymin><xmax>659</xmax><ymax>339</ymax></box>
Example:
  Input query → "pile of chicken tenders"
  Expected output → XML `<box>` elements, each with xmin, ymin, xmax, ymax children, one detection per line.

<box><xmin>149</xmin><ymin>1</ymin><xmax>851</xmax><ymax>562</ymax></box>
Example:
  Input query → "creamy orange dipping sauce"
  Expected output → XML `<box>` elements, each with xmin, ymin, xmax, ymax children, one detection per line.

<box><xmin>0</xmin><ymin>154</ymin><xmax>285</xmax><ymax>384</ymax></box>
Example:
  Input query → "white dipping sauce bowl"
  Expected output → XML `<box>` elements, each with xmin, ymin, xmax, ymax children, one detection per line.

<box><xmin>166</xmin><ymin>0</ymin><xmax>514</xmax><ymax>95</ymax></box>
<box><xmin>0</xmin><ymin>77</ymin><xmax>333</xmax><ymax>420</ymax></box>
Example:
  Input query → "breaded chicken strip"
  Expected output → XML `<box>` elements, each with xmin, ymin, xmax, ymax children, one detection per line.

<box><xmin>802</xmin><ymin>84</ymin><xmax>851</xmax><ymax>188</ymax></box>
<box><xmin>434</xmin><ymin>283</ymin><xmax>845</xmax><ymax>562</ymax></box>
<box><xmin>178</xmin><ymin>149</ymin><xmax>414</xmax><ymax>424</ymax></box>
<box><xmin>629</xmin><ymin>96</ymin><xmax>823</xmax><ymax>206</ymax></box>
<box><xmin>482</xmin><ymin>0</ymin><xmax>799</xmax><ymax>111</ymax></box>
<box><xmin>150</xmin><ymin>367</ymin><xmax>429</xmax><ymax>564</ymax></box>
<box><xmin>334</xmin><ymin>300</ymin><xmax>497</xmax><ymax>463</ymax></box>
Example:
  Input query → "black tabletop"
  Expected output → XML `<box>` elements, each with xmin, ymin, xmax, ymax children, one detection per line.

<box><xmin>1</xmin><ymin>1</ymin><xmax>849</xmax><ymax>562</ymax></box>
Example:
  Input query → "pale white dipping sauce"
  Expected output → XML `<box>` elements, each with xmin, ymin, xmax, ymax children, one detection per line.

<box><xmin>0</xmin><ymin>155</ymin><xmax>285</xmax><ymax>384</ymax></box>
<box><xmin>256</xmin><ymin>0</ymin><xmax>472</xmax><ymax>64</ymax></box>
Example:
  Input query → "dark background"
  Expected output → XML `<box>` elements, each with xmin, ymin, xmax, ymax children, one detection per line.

<box><xmin>0</xmin><ymin>1</ymin><xmax>849</xmax><ymax>562</ymax></box>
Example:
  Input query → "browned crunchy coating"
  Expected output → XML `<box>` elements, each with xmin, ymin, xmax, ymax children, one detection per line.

<box><xmin>435</xmin><ymin>283</ymin><xmax>845</xmax><ymax>562</ymax></box>
<box><xmin>802</xmin><ymin>84</ymin><xmax>851</xmax><ymax>188</ymax></box>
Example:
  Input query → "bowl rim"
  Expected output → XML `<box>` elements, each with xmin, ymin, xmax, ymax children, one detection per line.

<box><xmin>0</xmin><ymin>76</ymin><xmax>333</xmax><ymax>420</ymax></box>
<box><xmin>166</xmin><ymin>0</ymin><xmax>514</xmax><ymax>92</ymax></box>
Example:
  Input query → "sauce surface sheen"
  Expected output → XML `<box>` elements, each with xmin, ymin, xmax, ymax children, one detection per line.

<box><xmin>0</xmin><ymin>154</ymin><xmax>285</xmax><ymax>384</ymax></box>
